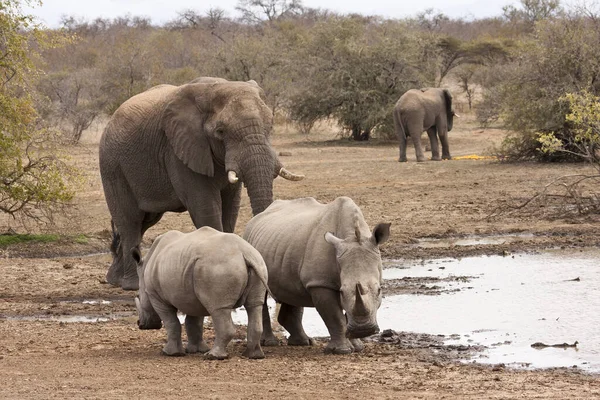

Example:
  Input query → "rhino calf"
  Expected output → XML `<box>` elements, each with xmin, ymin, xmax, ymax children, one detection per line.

<box><xmin>243</xmin><ymin>197</ymin><xmax>390</xmax><ymax>354</ymax></box>
<box><xmin>132</xmin><ymin>226</ymin><xmax>269</xmax><ymax>360</ymax></box>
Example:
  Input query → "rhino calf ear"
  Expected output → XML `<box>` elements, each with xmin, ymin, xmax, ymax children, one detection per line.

<box><xmin>372</xmin><ymin>223</ymin><xmax>391</xmax><ymax>246</ymax></box>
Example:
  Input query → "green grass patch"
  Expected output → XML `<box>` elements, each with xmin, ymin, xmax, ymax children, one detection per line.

<box><xmin>0</xmin><ymin>233</ymin><xmax>91</xmax><ymax>247</ymax></box>
<box><xmin>0</xmin><ymin>233</ymin><xmax>61</xmax><ymax>246</ymax></box>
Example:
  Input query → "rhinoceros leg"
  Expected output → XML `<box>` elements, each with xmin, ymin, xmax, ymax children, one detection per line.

<box><xmin>242</xmin><ymin>304</ymin><xmax>265</xmax><ymax>359</ymax></box>
<box><xmin>350</xmin><ymin>338</ymin><xmax>365</xmax><ymax>352</ymax></box>
<box><xmin>184</xmin><ymin>315</ymin><xmax>210</xmax><ymax>354</ymax></box>
<box><xmin>206</xmin><ymin>308</ymin><xmax>235</xmax><ymax>360</ymax></box>
<box><xmin>151</xmin><ymin>301</ymin><xmax>185</xmax><ymax>356</ymax></box>
<box><xmin>309</xmin><ymin>287</ymin><xmax>353</xmax><ymax>354</ymax></box>
<box><xmin>260</xmin><ymin>301</ymin><xmax>280</xmax><ymax>346</ymax></box>
<box><xmin>278</xmin><ymin>303</ymin><xmax>313</xmax><ymax>346</ymax></box>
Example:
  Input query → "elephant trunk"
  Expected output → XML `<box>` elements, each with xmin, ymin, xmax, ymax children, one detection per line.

<box><xmin>240</xmin><ymin>135</ymin><xmax>276</xmax><ymax>216</ymax></box>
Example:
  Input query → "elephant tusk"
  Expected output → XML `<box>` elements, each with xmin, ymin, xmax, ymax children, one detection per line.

<box><xmin>278</xmin><ymin>168</ymin><xmax>305</xmax><ymax>181</ymax></box>
<box><xmin>454</xmin><ymin>113</ymin><xmax>461</xmax><ymax>118</ymax></box>
<box><xmin>228</xmin><ymin>170</ymin><xmax>239</xmax><ymax>184</ymax></box>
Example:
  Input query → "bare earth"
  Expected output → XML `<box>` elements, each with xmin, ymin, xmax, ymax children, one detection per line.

<box><xmin>1</xmin><ymin>116</ymin><xmax>600</xmax><ymax>399</ymax></box>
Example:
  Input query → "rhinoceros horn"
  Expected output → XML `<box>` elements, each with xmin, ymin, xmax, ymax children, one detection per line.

<box><xmin>353</xmin><ymin>283</ymin><xmax>369</xmax><ymax>317</ymax></box>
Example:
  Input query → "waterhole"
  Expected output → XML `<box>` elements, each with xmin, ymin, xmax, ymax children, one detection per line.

<box><xmin>4</xmin><ymin>245</ymin><xmax>598</xmax><ymax>371</ymax></box>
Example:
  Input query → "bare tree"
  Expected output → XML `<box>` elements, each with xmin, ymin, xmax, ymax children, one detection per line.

<box><xmin>235</xmin><ymin>0</ymin><xmax>304</xmax><ymax>23</ymax></box>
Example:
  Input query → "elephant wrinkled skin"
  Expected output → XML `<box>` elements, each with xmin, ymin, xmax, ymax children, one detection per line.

<box><xmin>99</xmin><ymin>77</ymin><xmax>303</xmax><ymax>290</ymax></box>
<box><xmin>133</xmin><ymin>226</ymin><xmax>269</xmax><ymax>360</ymax></box>
<box><xmin>243</xmin><ymin>197</ymin><xmax>390</xmax><ymax>355</ymax></box>
<box><xmin>393</xmin><ymin>88</ymin><xmax>458</xmax><ymax>162</ymax></box>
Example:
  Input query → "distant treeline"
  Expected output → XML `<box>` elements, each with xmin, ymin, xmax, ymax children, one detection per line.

<box><xmin>36</xmin><ymin>0</ymin><xmax>600</xmax><ymax>153</ymax></box>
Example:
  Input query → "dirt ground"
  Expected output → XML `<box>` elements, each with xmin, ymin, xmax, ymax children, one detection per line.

<box><xmin>1</xmin><ymin>114</ymin><xmax>600</xmax><ymax>399</ymax></box>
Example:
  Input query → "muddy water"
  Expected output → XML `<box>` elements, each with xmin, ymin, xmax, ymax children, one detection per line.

<box><xmin>379</xmin><ymin>248</ymin><xmax>600</xmax><ymax>371</ymax></box>
<box><xmin>234</xmin><ymin>247</ymin><xmax>600</xmax><ymax>371</ymax></box>
<box><xmin>9</xmin><ymin>246</ymin><xmax>599</xmax><ymax>372</ymax></box>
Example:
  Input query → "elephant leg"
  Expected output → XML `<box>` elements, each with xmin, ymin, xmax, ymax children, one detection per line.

<box><xmin>439</xmin><ymin>129</ymin><xmax>452</xmax><ymax>160</ymax></box>
<box><xmin>242</xmin><ymin>304</ymin><xmax>265</xmax><ymax>359</ymax></box>
<box><xmin>151</xmin><ymin>300</ymin><xmax>185</xmax><ymax>356</ymax></box>
<box><xmin>184</xmin><ymin>315</ymin><xmax>209</xmax><ymax>354</ymax></box>
<box><xmin>220</xmin><ymin>184</ymin><xmax>242</xmax><ymax>233</ymax></box>
<box><xmin>409</xmin><ymin>130</ymin><xmax>427</xmax><ymax>162</ymax></box>
<box><xmin>108</xmin><ymin>210</ymin><xmax>145</xmax><ymax>290</ymax></box>
<box><xmin>186</xmin><ymin>190</ymin><xmax>224</xmax><ymax>232</ymax></box>
<box><xmin>206</xmin><ymin>308</ymin><xmax>235</xmax><ymax>360</ymax></box>
<box><xmin>309</xmin><ymin>288</ymin><xmax>353</xmax><ymax>354</ymax></box>
<box><xmin>277</xmin><ymin>303</ymin><xmax>313</xmax><ymax>346</ymax></box>
<box><xmin>427</xmin><ymin>127</ymin><xmax>441</xmax><ymax>161</ymax></box>
<box><xmin>260</xmin><ymin>300</ymin><xmax>279</xmax><ymax>346</ymax></box>
<box><xmin>398</xmin><ymin>133</ymin><xmax>408</xmax><ymax>162</ymax></box>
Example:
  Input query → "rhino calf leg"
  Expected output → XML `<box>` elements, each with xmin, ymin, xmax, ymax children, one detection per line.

<box><xmin>242</xmin><ymin>304</ymin><xmax>265</xmax><ymax>359</ymax></box>
<box><xmin>310</xmin><ymin>288</ymin><xmax>353</xmax><ymax>354</ymax></box>
<box><xmin>153</xmin><ymin>302</ymin><xmax>185</xmax><ymax>356</ymax></box>
<box><xmin>206</xmin><ymin>309</ymin><xmax>235</xmax><ymax>360</ymax></box>
<box><xmin>184</xmin><ymin>315</ymin><xmax>210</xmax><ymax>354</ymax></box>
<box><xmin>278</xmin><ymin>303</ymin><xmax>312</xmax><ymax>346</ymax></box>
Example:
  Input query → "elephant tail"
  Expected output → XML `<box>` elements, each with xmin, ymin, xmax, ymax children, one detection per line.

<box><xmin>393</xmin><ymin>108</ymin><xmax>408</xmax><ymax>139</ymax></box>
<box><xmin>109</xmin><ymin>220</ymin><xmax>121</xmax><ymax>257</ymax></box>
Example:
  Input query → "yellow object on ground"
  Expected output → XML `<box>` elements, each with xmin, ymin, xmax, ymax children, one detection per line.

<box><xmin>452</xmin><ymin>154</ymin><xmax>497</xmax><ymax>160</ymax></box>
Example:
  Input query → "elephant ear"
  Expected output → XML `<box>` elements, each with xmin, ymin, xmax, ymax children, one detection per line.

<box><xmin>443</xmin><ymin>89</ymin><xmax>453</xmax><ymax>118</ymax></box>
<box><xmin>162</xmin><ymin>85</ymin><xmax>214</xmax><ymax>176</ymax></box>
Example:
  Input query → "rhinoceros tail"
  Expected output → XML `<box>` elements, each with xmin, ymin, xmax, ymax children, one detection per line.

<box><xmin>243</xmin><ymin>250</ymin><xmax>272</xmax><ymax>298</ymax></box>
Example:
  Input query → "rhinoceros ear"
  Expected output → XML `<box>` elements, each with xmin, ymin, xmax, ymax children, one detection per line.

<box><xmin>325</xmin><ymin>232</ymin><xmax>346</xmax><ymax>258</ymax></box>
<box><xmin>372</xmin><ymin>223</ymin><xmax>391</xmax><ymax>246</ymax></box>
<box><xmin>325</xmin><ymin>232</ymin><xmax>343</xmax><ymax>247</ymax></box>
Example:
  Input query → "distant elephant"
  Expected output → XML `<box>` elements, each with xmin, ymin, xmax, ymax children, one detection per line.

<box><xmin>244</xmin><ymin>197</ymin><xmax>390</xmax><ymax>354</ymax></box>
<box><xmin>393</xmin><ymin>88</ymin><xmax>459</xmax><ymax>162</ymax></box>
<box><xmin>132</xmin><ymin>226</ymin><xmax>269</xmax><ymax>359</ymax></box>
<box><xmin>99</xmin><ymin>77</ymin><xmax>304</xmax><ymax>290</ymax></box>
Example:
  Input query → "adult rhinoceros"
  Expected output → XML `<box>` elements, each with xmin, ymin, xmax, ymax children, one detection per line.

<box><xmin>243</xmin><ymin>197</ymin><xmax>390</xmax><ymax>354</ymax></box>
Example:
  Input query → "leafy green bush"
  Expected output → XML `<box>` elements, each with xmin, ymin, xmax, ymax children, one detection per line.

<box><xmin>485</xmin><ymin>11</ymin><xmax>600</xmax><ymax>161</ymax></box>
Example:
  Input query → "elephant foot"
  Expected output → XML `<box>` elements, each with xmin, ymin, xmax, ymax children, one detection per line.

<box><xmin>260</xmin><ymin>337</ymin><xmax>280</xmax><ymax>346</ymax></box>
<box><xmin>162</xmin><ymin>345</ymin><xmax>186</xmax><ymax>357</ymax></box>
<box><xmin>416</xmin><ymin>158</ymin><xmax>427</xmax><ymax>163</ymax></box>
<box><xmin>287</xmin><ymin>335</ymin><xmax>314</xmax><ymax>346</ymax></box>
<box><xmin>350</xmin><ymin>338</ymin><xmax>364</xmax><ymax>353</ymax></box>
<box><xmin>442</xmin><ymin>156</ymin><xmax>452</xmax><ymax>160</ymax></box>
<box><xmin>242</xmin><ymin>346</ymin><xmax>265</xmax><ymax>359</ymax></box>
<box><xmin>205</xmin><ymin>349</ymin><xmax>229</xmax><ymax>360</ymax></box>
<box><xmin>398</xmin><ymin>158</ymin><xmax>408</xmax><ymax>163</ymax></box>
<box><xmin>105</xmin><ymin>266</ymin><xmax>122</xmax><ymax>287</ymax></box>
<box><xmin>186</xmin><ymin>340</ymin><xmax>210</xmax><ymax>354</ymax></box>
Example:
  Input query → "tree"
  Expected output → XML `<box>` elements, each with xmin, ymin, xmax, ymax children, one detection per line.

<box><xmin>235</xmin><ymin>0</ymin><xmax>304</xmax><ymax>24</ymax></box>
<box><xmin>503</xmin><ymin>0</ymin><xmax>562</xmax><ymax>32</ymax></box>
<box><xmin>487</xmin><ymin>10</ymin><xmax>600</xmax><ymax>161</ymax></box>
<box><xmin>0</xmin><ymin>0</ymin><xmax>79</xmax><ymax>226</ymax></box>
<box><xmin>286</xmin><ymin>17</ymin><xmax>431</xmax><ymax>139</ymax></box>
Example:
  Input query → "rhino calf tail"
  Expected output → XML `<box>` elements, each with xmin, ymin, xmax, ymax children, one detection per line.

<box><xmin>243</xmin><ymin>251</ymin><xmax>272</xmax><ymax>298</ymax></box>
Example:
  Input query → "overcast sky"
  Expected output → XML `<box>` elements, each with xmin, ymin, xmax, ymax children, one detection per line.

<box><xmin>27</xmin><ymin>0</ymin><xmax>519</xmax><ymax>27</ymax></box>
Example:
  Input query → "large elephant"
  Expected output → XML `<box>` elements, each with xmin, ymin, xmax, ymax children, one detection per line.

<box><xmin>99</xmin><ymin>77</ymin><xmax>303</xmax><ymax>290</ymax></box>
<box><xmin>393</xmin><ymin>88</ymin><xmax>458</xmax><ymax>162</ymax></box>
